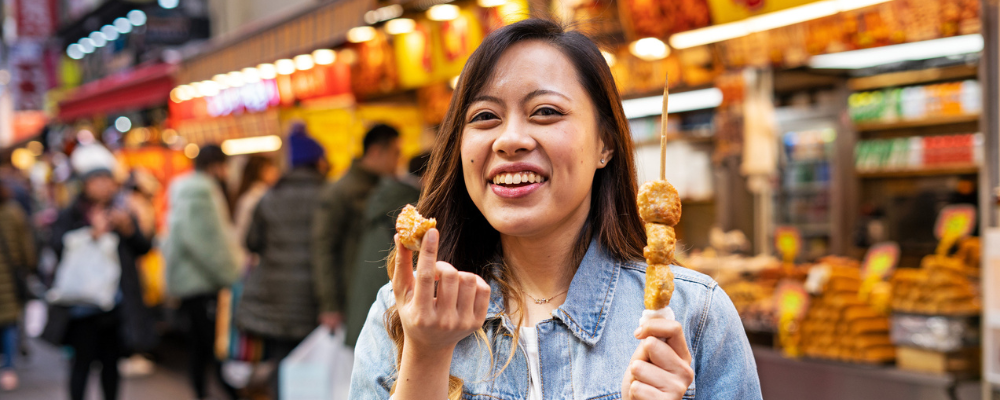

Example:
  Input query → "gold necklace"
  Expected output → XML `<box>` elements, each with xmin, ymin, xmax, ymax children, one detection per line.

<box><xmin>526</xmin><ymin>289</ymin><xmax>569</xmax><ymax>305</ymax></box>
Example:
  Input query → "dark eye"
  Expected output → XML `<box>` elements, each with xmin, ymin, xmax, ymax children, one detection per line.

<box><xmin>470</xmin><ymin>111</ymin><xmax>498</xmax><ymax>123</ymax></box>
<box><xmin>533</xmin><ymin>107</ymin><xmax>564</xmax><ymax>117</ymax></box>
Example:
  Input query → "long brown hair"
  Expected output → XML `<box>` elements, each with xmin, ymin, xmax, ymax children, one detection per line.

<box><xmin>385</xmin><ymin>19</ymin><xmax>645</xmax><ymax>398</ymax></box>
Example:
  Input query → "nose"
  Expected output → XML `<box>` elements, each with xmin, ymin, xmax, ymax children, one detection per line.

<box><xmin>492</xmin><ymin>119</ymin><xmax>535</xmax><ymax>156</ymax></box>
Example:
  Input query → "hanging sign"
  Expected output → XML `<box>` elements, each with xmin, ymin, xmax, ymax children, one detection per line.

<box><xmin>935</xmin><ymin>204</ymin><xmax>977</xmax><ymax>240</ymax></box>
<box><xmin>775</xmin><ymin>226</ymin><xmax>802</xmax><ymax>264</ymax></box>
<box><xmin>707</xmin><ymin>0</ymin><xmax>820</xmax><ymax>25</ymax></box>
<box><xmin>861</xmin><ymin>242</ymin><xmax>900</xmax><ymax>282</ymax></box>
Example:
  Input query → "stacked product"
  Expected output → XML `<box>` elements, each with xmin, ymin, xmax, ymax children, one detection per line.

<box><xmin>855</xmin><ymin>133</ymin><xmax>982</xmax><ymax>172</ymax></box>
<box><xmin>848</xmin><ymin>80</ymin><xmax>981</xmax><ymax>123</ymax></box>
<box><xmin>890</xmin><ymin>237</ymin><xmax>981</xmax><ymax>315</ymax></box>
<box><xmin>799</xmin><ymin>257</ymin><xmax>896</xmax><ymax>363</ymax></box>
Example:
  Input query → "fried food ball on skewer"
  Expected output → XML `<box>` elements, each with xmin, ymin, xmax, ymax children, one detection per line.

<box><xmin>396</xmin><ymin>204</ymin><xmax>437</xmax><ymax>251</ymax></box>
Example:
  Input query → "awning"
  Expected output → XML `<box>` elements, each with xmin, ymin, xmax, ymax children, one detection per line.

<box><xmin>58</xmin><ymin>63</ymin><xmax>177</xmax><ymax>122</ymax></box>
<box><xmin>177</xmin><ymin>0</ymin><xmax>372</xmax><ymax>85</ymax></box>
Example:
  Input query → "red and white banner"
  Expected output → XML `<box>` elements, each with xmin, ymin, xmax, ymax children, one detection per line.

<box><xmin>15</xmin><ymin>0</ymin><xmax>58</xmax><ymax>38</ymax></box>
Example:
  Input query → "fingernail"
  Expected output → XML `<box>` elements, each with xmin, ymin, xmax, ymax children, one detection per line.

<box><xmin>427</xmin><ymin>229</ymin><xmax>438</xmax><ymax>246</ymax></box>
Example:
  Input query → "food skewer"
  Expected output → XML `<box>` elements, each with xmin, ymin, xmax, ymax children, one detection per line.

<box><xmin>640</xmin><ymin>76</ymin><xmax>679</xmax><ymax>322</ymax></box>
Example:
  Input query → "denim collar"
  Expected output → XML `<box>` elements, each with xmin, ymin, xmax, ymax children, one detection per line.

<box><xmin>485</xmin><ymin>239</ymin><xmax>619</xmax><ymax>347</ymax></box>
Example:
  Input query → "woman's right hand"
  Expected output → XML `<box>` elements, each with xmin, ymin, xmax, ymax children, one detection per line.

<box><xmin>392</xmin><ymin>228</ymin><xmax>492</xmax><ymax>355</ymax></box>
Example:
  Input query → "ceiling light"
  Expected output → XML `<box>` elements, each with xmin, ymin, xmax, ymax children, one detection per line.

<box><xmin>67</xmin><ymin>44</ymin><xmax>85</xmax><ymax>60</ymax></box>
<box><xmin>601</xmin><ymin>50</ymin><xmax>616</xmax><ymax>67</ymax></box>
<box><xmin>101</xmin><ymin>25</ymin><xmax>120</xmax><ymax>41</ymax></box>
<box><xmin>294</xmin><ymin>54</ymin><xmax>315</xmax><ymax>70</ymax></box>
<box><xmin>199</xmin><ymin>80</ymin><xmax>220</xmax><ymax>96</ymax></box>
<box><xmin>242</xmin><ymin>67</ymin><xmax>261</xmax><ymax>83</ymax></box>
<box><xmin>184</xmin><ymin>143</ymin><xmax>200</xmax><ymax>159</ymax></box>
<box><xmin>478</xmin><ymin>0</ymin><xmax>507</xmax><ymax>7</ymax></box>
<box><xmin>257</xmin><ymin>63</ymin><xmax>277</xmax><ymax>79</ymax></box>
<box><xmin>158</xmin><ymin>0</ymin><xmax>179</xmax><ymax>9</ymax></box>
<box><xmin>385</xmin><ymin>18</ymin><xmax>416</xmax><ymax>35</ymax></box>
<box><xmin>427</xmin><ymin>4</ymin><xmax>460</xmax><ymax>21</ymax></box>
<box><xmin>836</xmin><ymin>0</ymin><xmax>891</xmax><ymax>11</ymax></box>
<box><xmin>347</xmin><ymin>26</ymin><xmax>377</xmax><ymax>43</ymax></box>
<box><xmin>114</xmin><ymin>17</ymin><xmax>133</xmax><ymax>34</ymax></box>
<box><xmin>312</xmin><ymin>49</ymin><xmax>336</xmax><ymax>65</ymax></box>
<box><xmin>128</xmin><ymin>10</ymin><xmax>147</xmax><ymax>26</ymax></box>
<box><xmin>275</xmin><ymin>59</ymin><xmax>296</xmax><ymax>75</ymax></box>
<box><xmin>177</xmin><ymin>85</ymin><xmax>195</xmax><ymax>100</ymax></box>
<box><xmin>170</xmin><ymin>88</ymin><xmax>183</xmax><ymax>103</ymax></box>
<box><xmin>227</xmin><ymin>71</ymin><xmax>245</xmax><ymax>87</ymax></box>
<box><xmin>629</xmin><ymin>37</ymin><xmax>669</xmax><ymax>61</ymax></box>
<box><xmin>364</xmin><ymin>4</ymin><xmax>404</xmax><ymax>24</ymax></box>
<box><xmin>79</xmin><ymin>38</ymin><xmax>96</xmax><ymax>53</ymax></box>
<box><xmin>90</xmin><ymin>31</ymin><xmax>107</xmax><ymax>47</ymax></box>
<box><xmin>213</xmin><ymin>74</ymin><xmax>231</xmax><ymax>89</ymax></box>
<box><xmin>670</xmin><ymin>23</ymin><xmax>748</xmax><ymax>49</ymax></box>
<box><xmin>622</xmin><ymin>88</ymin><xmax>723</xmax><ymax>119</ymax></box>
<box><xmin>221</xmin><ymin>135</ymin><xmax>283</xmax><ymax>155</ymax></box>
<box><xmin>190</xmin><ymin>82</ymin><xmax>206</xmax><ymax>98</ymax></box>
<box><xmin>747</xmin><ymin>1</ymin><xmax>837</xmax><ymax>32</ymax></box>
<box><xmin>809</xmin><ymin>34</ymin><xmax>984</xmax><ymax>69</ymax></box>
<box><xmin>115</xmin><ymin>116</ymin><xmax>132</xmax><ymax>133</ymax></box>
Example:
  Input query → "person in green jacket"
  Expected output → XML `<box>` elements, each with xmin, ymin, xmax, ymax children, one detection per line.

<box><xmin>312</xmin><ymin>124</ymin><xmax>400</xmax><ymax>331</ymax></box>
<box><xmin>345</xmin><ymin>152</ymin><xmax>430</xmax><ymax>347</ymax></box>
<box><xmin>164</xmin><ymin>145</ymin><xmax>241</xmax><ymax>400</ymax></box>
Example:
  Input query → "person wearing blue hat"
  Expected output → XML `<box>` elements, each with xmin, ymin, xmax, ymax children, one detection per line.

<box><xmin>236</xmin><ymin>122</ymin><xmax>329</xmax><ymax>398</ymax></box>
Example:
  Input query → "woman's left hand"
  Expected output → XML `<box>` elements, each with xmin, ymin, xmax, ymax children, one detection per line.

<box><xmin>621</xmin><ymin>318</ymin><xmax>694</xmax><ymax>400</ymax></box>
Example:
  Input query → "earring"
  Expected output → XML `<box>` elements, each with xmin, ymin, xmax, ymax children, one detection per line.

<box><xmin>601</xmin><ymin>159</ymin><xmax>605</xmax><ymax>164</ymax></box>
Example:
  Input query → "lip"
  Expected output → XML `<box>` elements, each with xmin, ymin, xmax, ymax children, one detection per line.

<box><xmin>486</xmin><ymin>162</ymin><xmax>548</xmax><ymax>181</ymax></box>
<box><xmin>491</xmin><ymin>181</ymin><xmax>544</xmax><ymax>198</ymax></box>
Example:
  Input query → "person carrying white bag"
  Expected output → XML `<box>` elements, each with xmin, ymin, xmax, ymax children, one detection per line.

<box><xmin>279</xmin><ymin>326</ymin><xmax>354</xmax><ymax>400</ymax></box>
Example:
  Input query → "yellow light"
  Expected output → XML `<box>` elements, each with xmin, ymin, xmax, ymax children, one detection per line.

<box><xmin>601</xmin><ymin>50</ymin><xmax>616</xmax><ymax>67</ymax></box>
<box><xmin>312</xmin><ymin>49</ymin><xmax>336</xmax><ymax>65</ymax></box>
<box><xmin>242</xmin><ymin>67</ymin><xmax>261</xmax><ymax>83</ymax></box>
<box><xmin>221</xmin><ymin>135</ymin><xmax>283</xmax><ymax>155</ymax></box>
<box><xmin>629</xmin><ymin>37</ymin><xmax>669</xmax><ymax>61</ymax></box>
<box><xmin>183</xmin><ymin>143</ymin><xmax>200</xmax><ymax>159</ymax></box>
<box><xmin>338</xmin><ymin>48</ymin><xmax>358</xmax><ymax>65</ymax></box>
<box><xmin>27</xmin><ymin>141</ymin><xmax>43</xmax><ymax>156</ymax></box>
<box><xmin>162</xmin><ymin>129</ymin><xmax>179</xmax><ymax>145</ymax></box>
<box><xmin>177</xmin><ymin>85</ymin><xmax>195</xmax><ymax>101</ymax></box>
<box><xmin>257</xmin><ymin>63</ymin><xmax>277</xmax><ymax>79</ymax></box>
<box><xmin>227</xmin><ymin>71</ymin><xmax>245</xmax><ymax>87</ymax></box>
<box><xmin>670</xmin><ymin>23</ymin><xmax>748</xmax><ymax>49</ymax></box>
<box><xmin>746</xmin><ymin>1</ymin><xmax>837</xmax><ymax>32</ymax></box>
<box><xmin>190</xmin><ymin>82</ymin><xmax>206</xmax><ymax>98</ymax></box>
<box><xmin>200</xmin><ymin>80</ymin><xmax>221</xmax><ymax>96</ymax></box>
<box><xmin>170</xmin><ymin>88</ymin><xmax>183</xmax><ymax>103</ymax></box>
<box><xmin>275</xmin><ymin>59</ymin><xmax>296</xmax><ymax>75</ymax></box>
<box><xmin>478</xmin><ymin>0</ymin><xmax>506</xmax><ymax>7</ymax></box>
<box><xmin>385</xmin><ymin>18</ymin><xmax>416</xmax><ymax>35</ymax></box>
<box><xmin>449</xmin><ymin>76</ymin><xmax>460</xmax><ymax>89</ymax></box>
<box><xmin>10</xmin><ymin>148</ymin><xmax>35</xmax><ymax>170</ymax></box>
<box><xmin>212</xmin><ymin>74</ymin><xmax>231</xmax><ymax>90</ymax></box>
<box><xmin>427</xmin><ymin>4</ymin><xmax>460</xmax><ymax>21</ymax></box>
<box><xmin>347</xmin><ymin>26</ymin><xmax>377</xmax><ymax>43</ymax></box>
<box><xmin>294</xmin><ymin>54</ymin><xmax>314</xmax><ymax>71</ymax></box>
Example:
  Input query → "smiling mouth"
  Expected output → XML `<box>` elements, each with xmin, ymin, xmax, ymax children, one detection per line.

<box><xmin>490</xmin><ymin>171</ymin><xmax>547</xmax><ymax>188</ymax></box>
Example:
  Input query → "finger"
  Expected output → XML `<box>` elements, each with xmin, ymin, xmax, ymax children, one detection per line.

<box><xmin>413</xmin><ymin>229</ymin><xmax>440</xmax><ymax>305</ymax></box>
<box><xmin>472</xmin><ymin>276</ymin><xmax>491</xmax><ymax>322</ymax></box>
<box><xmin>629</xmin><ymin>358</ymin><xmax>680</xmax><ymax>393</ymax></box>
<box><xmin>642</xmin><ymin>337</ymin><xmax>693</xmax><ymax>379</ymax></box>
<box><xmin>635</xmin><ymin>318</ymin><xmax>692</xmax><ymax>364</ymax></box>
<box><xmin>455</xmin><ymin>272</ymin><xmax>478</xmax><ymax>318</ymax></box>
<box><xmin>629</xmin><ymin>380</ymin><xmax>668</xmax><ymax>400</ymax></box>
<box><xmin>435</xmin><ymin>262</ymin><xmax>460</xmax><ymax>310</ymax></box>
<box><xmin>391</xmin><ymin>234</ymin><xmax>414</xmax><ymax>298</ymax></box>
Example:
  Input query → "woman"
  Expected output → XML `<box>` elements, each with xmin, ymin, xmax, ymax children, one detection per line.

<box><xmin>350</xmin><ymin>20</ymin><xmax>761</xmax><ymax>400</ymax></box>
<box><xmin>0</xmin><ymin>181</ymin><xmax>36</xmax><ymax>391</ymax></box>
<box><xmin>49</xmin><ymin>145</ymin><xmax>152</xmax><ymax>400</ymax></box>
<box><xmin>233</xmin><ymin>155</ymin><xmax>278</xmax><ymax>253</ymax></box>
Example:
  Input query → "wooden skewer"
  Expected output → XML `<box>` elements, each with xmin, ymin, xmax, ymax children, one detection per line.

<box><xmin>659</xmin><ymin>76</ymin><xmax>669</xmax><ymax>181</ymax></box>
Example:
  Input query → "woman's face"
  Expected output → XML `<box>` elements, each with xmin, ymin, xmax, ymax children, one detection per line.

<box><xmin>461</xmin><ymin>40</ymin><xmax>611</xmax><ymax>239</ymax></box>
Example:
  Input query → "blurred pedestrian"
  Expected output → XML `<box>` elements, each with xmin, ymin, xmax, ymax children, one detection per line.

<box><xmin>236</xmin><ymin>125</ymin><xmax>328</xmax><ymax>398</ymax></box>
<box><xmin>0</xmin><ymin>150</ymin><xmax>32</xmax><ymax>215</ymax></box>
<box><xmin>232</xmin><ymin>155</ymin><xmax>279</xmax><ymax>270</ymax></box>
<box><xmin>0</xmin><ymin>180</ymin><xmax>37</xmax><ymax>391</ymax></box>
<box><xmin>46</xmin><ymin>144</ymin><xmax>153</xmax><ymax>400</ymax></box>
<box><xmin>312</xmin><ymin>124</ymin><xmax>400</xmax><ymax>331</ymax></box>
<box><xmin>164</xmin><ymin>145</ymin><xmax>241</xmax><ymax>400</ymax></box>
<box><xmin>344</xmin><ymin>152</ymin><xmax>429</xmax><ymax>347</ymax></box>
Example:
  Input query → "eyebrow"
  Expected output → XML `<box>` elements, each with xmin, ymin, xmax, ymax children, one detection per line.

<box><xmin>469</xmin><ymin>89</ymin><xmax>570</xmax><ymax>107</ymax></box>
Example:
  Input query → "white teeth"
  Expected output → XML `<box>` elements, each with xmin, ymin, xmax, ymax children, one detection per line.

<box><xmin>513</xmin><ymin>174</ymin><xmax>521</xmax><ymax>184</ymax></box>
<box><xmin>526</xmin><ymin>173</ymin><xmax>534</xmax><ymax>183</ymax></box>
<box><xmin>492</xmin><ymin>171</ymin><xmax>546</xmax><ymax>185</ymax></box>
<box><xmin>505</xmin><ymin>174</ymin><xmax>513</xmax><ymax>185</ymax></box>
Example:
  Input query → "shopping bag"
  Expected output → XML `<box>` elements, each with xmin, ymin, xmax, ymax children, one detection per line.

<box><xmin>46</xmin><ymin>228</ymin><xmax>121</xmax><ymax>310</ymax></box>
<box><xmin>216</xmin><ymin>282</ymin><xmax>266</xmax><ymax>362</ymax></box>
<box><xmin>279</xmin><ymin>326</ymin><xmax>354</xmax><ymax>400</ymax></box>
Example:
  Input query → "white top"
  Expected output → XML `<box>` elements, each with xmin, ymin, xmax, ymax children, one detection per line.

<box><xmin>519</xmin><ymin>327</ymin><xmax>543</xmax><ymax>400</ymax></box>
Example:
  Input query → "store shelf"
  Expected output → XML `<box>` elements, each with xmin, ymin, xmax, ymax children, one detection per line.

<box><xmin>856</xmin><ymin>164</ymin><xmax>979</xmax><ymax>179</ymax></box>
<box><xmin>853</xmin><ymin>114</ymin><xmax>980</xmax><ymax>131</ymax></box>
<box><xmin>847</xmin><ymin>65</ymin><xmax>978</xmax><ymax>91</ymax></box>
<box><xmin>681</xmin><ymin>198</ymin><xmax>715</xmax><ymax>206</ymax></box>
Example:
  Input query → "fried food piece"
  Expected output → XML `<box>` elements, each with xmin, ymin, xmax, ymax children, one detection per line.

<box><xmin>637</xmin><ymin>181</ymin><xmax>682</xmax><ymax>226</ymax></box>
<box><xmin>396</xmin><ymin>204</ymin><xmax>436</xmax><ymax>251</ymax></box>
<box><xmin>644</xmin><ymin>223</ymin><xmax>676</xmax><ymax>264</ymax></box>
<box><xmin>644</xmin><ymin>264</ymin><xmax>675</xmax><ymax>310</ymax></box>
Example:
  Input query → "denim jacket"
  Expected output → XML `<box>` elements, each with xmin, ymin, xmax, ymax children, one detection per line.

<box><xmin>349</xmin><ymin>240</ymin><xmax>763</xmax><ymax>400</ymax></box>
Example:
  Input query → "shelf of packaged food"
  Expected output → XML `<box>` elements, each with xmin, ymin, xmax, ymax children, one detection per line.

<box><xmin>847</xmin><ymin>65</ymin><xmax>978</xmax><ymax>91</ymax></box>
<box><xmin>853</xmin><ymin>114</ymin><xmax>980</xmax><ymax>131</ymax></box>
<box><xmin>633</xmin><ymin>134</ymin><xmax>715</xmax><ymax>147</ymax></box>
<box><xmin>856</xmin><ymin>165</ymin><xmax>979</xmax><ymax>179</ymax></box>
